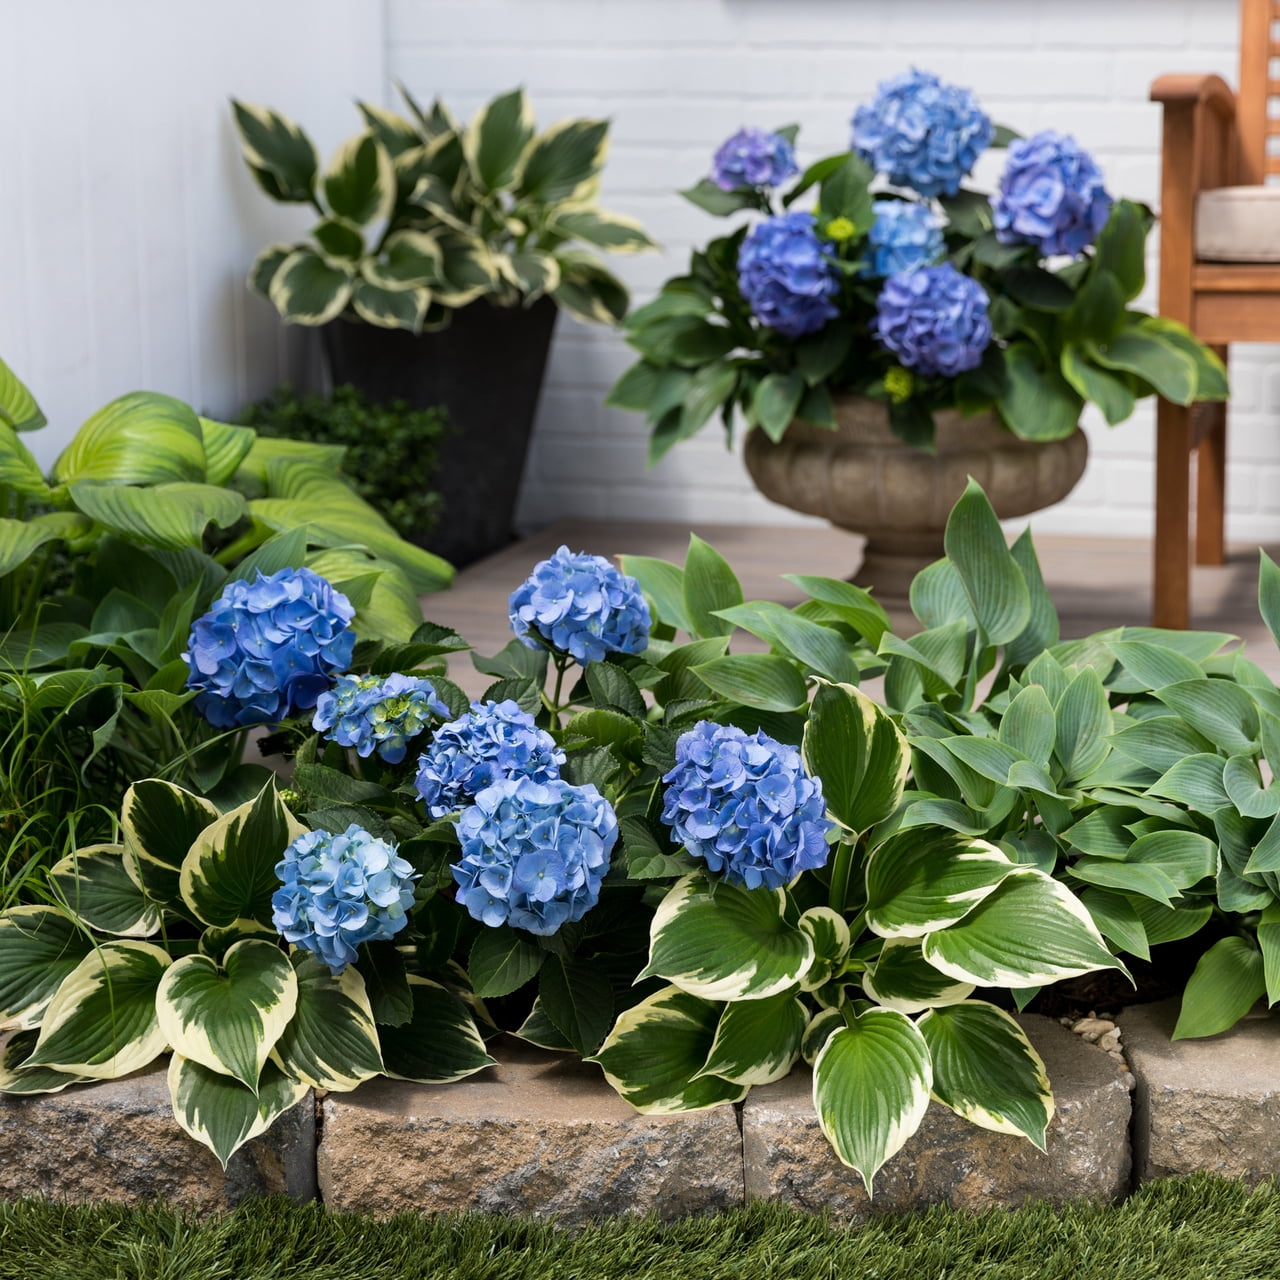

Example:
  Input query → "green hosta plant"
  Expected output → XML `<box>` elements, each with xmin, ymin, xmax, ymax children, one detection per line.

<box><xmin>233</xmin><ymin>85</ymin><xmax>655</xmax><ymax>333</ymax></box>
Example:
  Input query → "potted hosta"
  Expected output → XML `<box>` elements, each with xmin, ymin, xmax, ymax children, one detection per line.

<box><xmin>234</xmin><ymin>87</ymin><xmax>655</xmax><ymax>568</ymax></box>
<box><xmin>606</xmin><ymin>68</ymin><xmax>1227</xmax><ymax>593</ymax></box>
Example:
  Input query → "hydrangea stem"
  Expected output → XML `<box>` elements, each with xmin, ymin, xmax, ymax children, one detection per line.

<box><xmin>543</xmin><ymin>653</ymin><xmax>572</xmax><ymax>730</ymax></box>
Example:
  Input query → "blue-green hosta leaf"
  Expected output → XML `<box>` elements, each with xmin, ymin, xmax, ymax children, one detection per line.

<box><xmin>784</xmin><ymin>575</ymin><xmax>891</xmax><ymax>649</ymax></box>
<box><xmin>1153</xmin><ymin>679</ymin><xmax>1259</xmax><ymax>756</ymax></box>
<box><xmin>619</xmin><ymin>555</ymin><xmax>692</xmax><ymax>633</ymax></box>
<box><xmin>691</xmin><ymin>654</ymin><xmax>808</xmax><ymax>712</ymax></box>
<box><xmin>0</xmin><ymin>1030</ymin><xmax>92</xmax><ymax>1095</ymax></box>
<box><xmin>377</xmin><ymin>977</ymin><xmax>496</xmax><ymax>1084</ymax></box>
<box><xmin>1054</xmin><ymin>666</ymin><xmax>1112</xmax><ymax>782</ymax></box>
<box><xmin>1062</xmin><ymin>807</ymin><xmax>1136</xmax><ymax>859</ymax></box>
<box><xmin>1258</xmin><ymin>905</ymin><xmax>1280</xmax><ymax>1008</ymax></box>
<box><xmin>121</xmin><ymin>779</ymin><xmax>220</xmax><ymax>908</ymax></box>
<box><xmin>0</xmin><ymin>420</ymin><xmax>50</xmax><ymax>498</ymax></box>
<box><xmin>923</xmin><ymin>869</ymin><xmax>1126</xmax><ymax>988</ymax></box>
<box><xmin>25</xmin><ymin>942</ymin><xmax>170</xmax><ymax>1078</ymax></box>
<box><xmin>1071</xmin><ymin>857</ymin><xmax>1182</xmax><ymax>909</ymax></box>
<box><xmin>48</xmin><ymin>845</ymin><xmax>160</xmax><ymax>938</ymax></box>
<box><xmin>797</xmin><ymin>906</ymin><xmax>852</xmax><ymax>991</ymax></box>
<box><xmin>464</xmin><ymin>86</ymin><xmax>536</xmax><ymax>191</ymax></box>
<box><xmin>1108</xmin><ymin>717</ymin><xmax>1217</xmax><ymax>773</ymax></box>
<box><xmin>813</xmin><ymin>1008</ymin><xmax>933</xmax><ymax>1193</ymax></box>
<box><xmin>69</xmin><ymin>481</ymin><xmax>246</xmax><ymax>550</ymax></box>
<box><xmin>179</xmin><ymin>783</ymin><xmax>306</xmax><ymax>928</ymax></box>
<box><xmin>715</xmin><ymin>602</ymin><xmax>860</xmax><ymax>686</ymax></box>
<box><xmin>0</xmin><ymin>907</ymin><xmax>94</xmax><ymax>1030</ymax></box>
<box><xmin>1246</xmin><ymin>811</ymin><xmax>1280</xmax><ymax>875</ymax></box>
<box><xmin>1080</xmin><ymin>888</ymin><xmax>1150</xmax><ymax>961</ymax></box>
<box><xmin>803</xmin><ymin>681</ymin><xmax>909</xmax><ymax>836</ymax></box>
<box><xmin>268</xmin><ymin>248</ymin><xmax>354</xmax><ymax>325</ymax></box>
<box><xmin>324</xmin><ymin>132</ymin><xmax>395</xmax><ymax>226</ymax></box>
<box><xmin>918</xmin><ymin>1001</ymin><xmax>1052</xmax><ymax>1148</ymax></box>
<box><xmin>1173</xmin><ymin>936</ymin><xmax>1266</xmax><ymax>1039</ymax></box>
<box><xmin>0</xmin><ymin>512</ymin><xmax>92</xmax><ymax>577</ymax></box>
<box><xmin>0</xmin><ymin>354</ymin><xmax>46</xmax><ymax>431</ymax></box>
<box><xmin>1023</xmin><ymin>651</ymin><xmax>1070</xmax><ymax>703</ymax></box>
<box><xmin>640</xmin><ymin>875</ymin><xmax>815</xmax><ymax>1001</ymax></box>
<box><xmin>1146</xmin><ymin>754</ymin><xmax>1230</xmax><ymax>815</ymax></box>
<box><xmin>54</xmin><ymin>392</ymin><xmax>206</xmax><ymax>486</ymax></box>
<box><xmin>1224</xmin><ymin>754</ymin><xmax>1280</xmax><ymax>819</ymax></box>
<box><xmin>156</xmin><ymin>939</ymin><xmax>298</xmax><ymax>1091</ymax></box>
<box><xmin>865</xmin><ymin>829</ymin><xmax>1017</xmax><ymax>939</ymax></box>
<box><xmin>169</xmin><ymin>1053</ymin><xmax>310</xmax><ymax>1170</ymax></box>
<box><xmin>892</xmin><ymin>797</ymin><xmax>991</xmax><ymax>837</ymax></box>
<box><xmin>1133</xmin><ymin>895</ymin><xmax>1214</xmax><ymax>947</ymax></box>
<box><xmin>909</xmin><ymin>556</ymin><xmax>976</xmax><ymax>632</ymax></box>
<box><xmin>999</xmin><ymin>684</ymin><xmax>1056</xmax><ymax>766</ymax></box>
<box><xmin>943</xmin><ymin>479</ymin><xmax>1030</xmax><ymax>646</ymax></box>
<box><xmin>1261</xmin><ymin>551</ymin><xmax>1280</xmax><ymax>654</ymax></box>
<box><xmin>1106</xmin><ymin>639</ymin><xmax>1204</xmax><ymax>692</ymax></box>
<box><xmin>694</xmin><ymin>991</ymin><xmax>807</xmax><ymax>1086</ymax></box>
<box><xmin>863</xmin><ymin>938</ymin><xmax>976</xmax><ymax>1014</ymax></box>
<box><xmin>1126</xmin><ymin>830</ymin><xmax>1217</xmax><ymax>888</ymax></box>
<box><xmin>590</xmin><ymin>985</ymin><xmax>747</xmax><ymax>1112</ymax></box>
<box><xmin>271</xmin><ymin>951</ymin><xmax>382</xmax><ymax>1090</ymax></box>
<box><xmin>681</xmin><ymin>535</ymin><xmax>743</xmax><ymax>639</ymax></box>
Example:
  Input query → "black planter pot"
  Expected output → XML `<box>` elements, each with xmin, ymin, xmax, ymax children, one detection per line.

<box><xmin>320</xmin><ymin>296</ymin><xmax>558</xmax><ymax>570</ymax></box>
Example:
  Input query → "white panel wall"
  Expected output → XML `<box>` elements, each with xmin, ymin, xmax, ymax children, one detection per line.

<box><xmin>388</xmin><ymin>0</ymin><xmax>1262</xmax><ymax>541</ymax></box>
<box><xmin>0</xmin><ymin>0</ymin><xmax>388</xmax><ymax>467</ymax></box>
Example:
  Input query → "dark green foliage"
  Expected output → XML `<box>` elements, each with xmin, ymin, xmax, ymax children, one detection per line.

<box><xmin>240</xmin><ymin>385</ymin><xmax>450</xmax><ymax>546</ymax></box>
<box><xmin>0</xmin><ymin>1176</ymin><xmax>1276</xmax><ymax>1280</ymax></box>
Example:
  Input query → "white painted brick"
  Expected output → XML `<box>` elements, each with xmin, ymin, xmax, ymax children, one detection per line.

<box><xmin>961</xmin><ymin>52</ymin><xmax>1111</xmax><ymax>101</ymax></box>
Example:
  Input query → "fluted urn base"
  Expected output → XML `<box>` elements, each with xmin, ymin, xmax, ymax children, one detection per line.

<box><xmin>743</xmin><ymin>397</ymin><xmax>1089</xmax><ymax>598</ymax></box>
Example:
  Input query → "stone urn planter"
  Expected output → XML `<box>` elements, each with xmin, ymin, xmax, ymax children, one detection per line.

<box><xmin>743</xmin><ymin>396</ymin><xmax>1089</xmax><ymax>597</ymax></box>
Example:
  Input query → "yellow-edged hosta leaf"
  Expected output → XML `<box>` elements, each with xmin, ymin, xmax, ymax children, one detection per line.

<box><xmin>231</xmin><ymin>101</ymin><xmax>319</xmax><ymax>204</ymax></box>
<box><xmin>70</xmin><ymin>481</ymin><xmax>247</xmax><ymax>550</ymax></box>
<box><xmin>863</xmin><ymin>937</ymin><xmax>976</xmax><ymax>1014</ymax></box>
<box><xmin>364</xmin><ymin>229</ymin><xmax>443</xmax><ymax>290</ymax></box>
<box><xmin>550</xmin><ymin>206</ymin><xmax>656</xmax><ymax>253</ymax></box>
<box><xmin>517</xmin><ymin>118</ymin><xmax>610</xmax><ymax>203</ymax></box>
<box><xmin>434</xmin><ymin>237</ymin><xmax>499</xmax><ymax>307</ymax></box>
<box><xmin>351</xmin><ymin>279</ymin><xmax>429</xmax><ymax>331</ymax></box>
<box><xmin>248</xmin><ymin>243</ymin><xmax>295</xmax><ymax>298</ymax></box>
<box><xmin>54</xmin><ymin>391</ymin><xmax>206</xmax><ymax>486</ymax></box>
<box><xmin>268</xmin><ymin>249</ymin><xmax>354</xmax><ymax>326</ymax></box>
<box><xmin>48</xmin><ymin>844</ymin><xmax>160</xmax><ymax>938</ymax></box>
<box><xmin>0</xmin><ymin>907</ymin><xmax>94</xmax><ymax>1030</ymax></box>
<box><xmin>464</xmin><ymin>86</ymin><xmax>535</xmax><ymax>191</ymax></box>
<box><xmin>313</xmin><ymin>216</ymin><xmax>365</xmax><ymax>263</ymax></box>
<box><xmin>323</xmin><ymin>132</ymin><xmax>395</xmax><ymax>226</ymax></box>
<box><xmin>0</xmin><ymin>354</ymin><xmax>46</xmax><ymax>431</ymax></box>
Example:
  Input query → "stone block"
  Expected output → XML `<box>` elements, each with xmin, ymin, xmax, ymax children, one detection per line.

<box><xmin>742</xmin><ymin>1013</ymin><xmax>1131</xmax><ymax>1219</ymax></box>
<box><xmin>0</xmin><ymin>1063</ymin><xmax>316</xmax><ymax>1208</ymax></box>
<box><xmin>317</xmin><ymin>1038</ymin><xmax>743</xmax><ymax>1221</ymax></box>
<box><xmin>1125</xmin><ymin>998</ymin><xmax>1280</xmax><ymax>1184</ymax></box>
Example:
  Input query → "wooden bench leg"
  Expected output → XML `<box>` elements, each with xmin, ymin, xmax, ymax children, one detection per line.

<box><xmin>1194</xmin><ymin>344</ymin><xmax>1228</xmax><ymax>566</ymax></box>
<box><xmin>1154</xmin><ymin>395</ymin><xmax>1193</xmax><ymax>629</ymax></box>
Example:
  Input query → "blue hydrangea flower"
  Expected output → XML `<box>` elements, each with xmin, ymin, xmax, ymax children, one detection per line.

<box><xmin>873</xmin><ymin>263</ymin><xmax>992</xmax><ymax>377</ymax></box>
<box><xmin>414</xmin><ymin>699</ymin><xmax>566</xmax><ymax>818</ymax></box>
<box><xmin>272</xmin><ymin>824</ymin><xmax>418</xmax><ymax>973</ymax></box>
<box><xmin>452</xmin><ymin>776</ymin><xmax>618</xmax><ymax>935</ymax></box>
<box><xmin>864</xmin><ymin>200</ymin><xmax>944</xmax><ymax>278</ymax></box>
<box><xmin>660</xmin><ymin>721</ymin><xmax>834</xmax><ymax>892</ymax></box>
<box><xmin>738</xmin><ymin>211</ymin><xmax>841</xmax><ymax>338</ymax></box>
<box><xmin>711</xmin><ymin>127</ymin><xmax>799</xmax><ymax>191</ymax></box>
<box><xmin>313</xmin><ymin>673</ymin><xmax>449</xmax><ymax>765</ymax></box>
<box><xmin>183</xmin><ymin>567</ymin><xmax>355</xmax><ymax>729</ymax></box>
<box><xmin>992</xmin><ymin>130</ymin><xmax>1113</xmax><ymax>257</ymax></box>
<box><xmin>851</xmin><ymin>68</ymin><xmax>992</xmax><ymax>198</ymax></box>
<box><xmin>508</xmin><ymin>546</ymin><xmax>650</xmax><ymax>666</ymax></box>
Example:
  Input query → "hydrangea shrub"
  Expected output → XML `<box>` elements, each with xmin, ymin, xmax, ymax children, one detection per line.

<box><xmin>711</xmin><ymin>127</ymin><xmax>799</xmax><ymax>191</ymax></box>
<box><xmin>737</xmin><ymin>211</ymin><xmax>842</xmax><ymax>338</ymax></box>
<box><xmin>313</xmin><ymin>673</ymin><xmax>448</xmax><ymax>764</ymax></box>
<box><xmin>865</xmin><ymin>200</ymin><xmax>944</xmax><ymax>279</ymax></box>
<box><xmin>874</xmin><ymin>264</ymin><xmax>992</xmax><ymax>377</ymax></box>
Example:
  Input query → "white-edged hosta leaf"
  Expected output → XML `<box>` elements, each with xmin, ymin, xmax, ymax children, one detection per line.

<box><xmin>801</xmin><ymin>1007</ymin><xmax>845</xmax><ymax>1064</ymax></box>
<box><xmin>179</xmin><ymin>782</ymin><xmax>306</xmax><ymax>928</ymax></box>
<box><xmin>268</xmin><ymin>249</ymin><xmax>354</xmax><ymax>326</ymax></box>
<box><xmin>351</xmin><ymin>278</ymin><xmax>429</xmax><ymax>331</ymax></box>
<box><xmin>362</xmin><ymin>229</ymin><xmax>441</xmax><ymax>290</ymax></box>
<box><xmin>943</xmin><ymin>478</ymin><xmax>1030</xmax><ymax>646</ymax></box>
<box><xmin>589</xmin><ymin>985</ymin><xmax>747</xmax><ymax>1112</ymax></box>
<box><xmin>813</xmin><ymin>1008</ymin><xmax>933</xmax><ymax>1193</ymax></box>
<box><xmin>0</xmin><ymin>1029</ymin><xmax>93</xmax><ymax>1095</ymax></box>
<box><xmin>1173</xmin><ymin>936</ymin><xmax>1266</xmax><ymax>1039</ymax></box>
<box><xmin>156</xmin><ymin>939</ymin><xmax>297</xmax><ymax>1091</ymax></box>
<box><xmin>313</xmin><ymin>216</ymin><xmax>365</xmax><ymax>262</ymax></box>
<box><xmin>248</xmin><ymin>243</ymin><xmax>294</xmax><ymax>298</ymax></box>
<box><xmin>797</xmin><ymin>906</ymin><xmax>852</xmax><ymax>990</ymax></box>
<box><xmin>865</xmin><ymin>829</ymin><xmax>1017</xmax><ymax>939</ymax></box>
<box><xmin>922</xmin><ymin>869</ymin><xmax>1127</xmax><ymax>988</ymax></box>
<box><xmin>0</xmin><ymin>512</ymin><xmax>92</xmax><ymax>577</ymax></box>
<box><xmin>377</xmin><ymin>976</ymin><xmax>496</xmax><ymax>1084</ymax></box>
<box><xmin>198</xmin><ymin>418</ymin><xmax>256</xmax><ymax>488</ymax></box>
<box><xmin>918</xmin><ymin>1001</ymin><xmax>1052</xmax><ymax>1147</ymax></box>
<box><xmin>863</xmin><ymin>937</ymin><xmax>976</xmax><ymax>1014</ymax></box>
<box><xmin>122</xmin><ymin>779</ymin><xmax>220</xmax><ymax>908</ymax></box>
<box><xmin>0</xmin><ymin>907</ymin><xmax>94</xmax><ymax>1030</ymax></box>
<box><xmin>271</xmin><ymin>951</ymin><xmax>382</xmax><ymax>1090</ymax></box>
<box><xmin>198</xmin><ymin>920</ymin><xmax>279</xmax><ymax>959</ymax></box>
<box><xmin>54</xmin><ymin>392</ymin><xmax>206</xmax><ymax>487</ymax></box>
<box><xmin>169</xmin><ymin>1052</ymin><xmax>309</xmax><ymax>1169</ymax></box>
<box><xmin>464</xmin><ymin>86</ymin><xmax>535</xmax><ymax>191</ymax></box>
<box><xmin>640</xmin><ymin>875</ymin><xmax>815</xmax><ymax>1001</ymax></box>
<box><xmin>694</xmin><ymin>991</ymin><xmax>806</xmax><ymax>1086</ymax></box>
<box><xmin>26</xmin><ymin>942</ymin><xmax>170</xmax><ymax>1078</ymax></box>
<box><xmin>48</xmin><ymin>845</ymin><xmax>159</xmax><ymax>937</ymax></box>
<box><xmin>231</xmin><ymin>101</ymin><xmax>319</xmax><ymax>203</ymax></box>
<box><xmin>0</xmin><ymin>354</ymin><xmax>46</xmax><ymax>431</ymax></box>
<box><xmin>70</xmin><ymin>481</ymin><xmax>247</xmax><ymax>550</ymax></box>
<box><xmin>803</xmin><ymin>681</ymin><xmax>909</xmax><ymax>835</ymax></box>
<box><xmin>517</xmin><ymin>117</ymin><xmax>610</xmax><ymax>203</ymax></box>
<box><xmin>323</xmin><ymin>132</ymin><xmax>395</xmax><ymax>226</ymax></box>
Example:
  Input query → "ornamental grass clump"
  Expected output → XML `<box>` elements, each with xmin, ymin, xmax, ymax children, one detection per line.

<box><xmin>608</xmin><ymin>67</ymin><xmax>1226</xmax><ymax>454</ymax></box>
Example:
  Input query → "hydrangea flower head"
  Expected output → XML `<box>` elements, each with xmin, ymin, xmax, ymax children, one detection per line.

<box><xmin>414</xmin><ymin>699</ymin><xmax>566</xmax><ymax>818</ymax></box>
<box><xmin>873</xmin><ymin>263</ymin><xmax>992</xmax><ymax>377</ymax></box>
<box><xmin>452</xmin><ymin>776</ymin><xmax>618</xmax><ymax>935</ymax></box>
<box><xmin>313</xmin><ymin>673</ymin><xmax>449</xmax><ymax>764</ymax></box>
<box><xmin>272</xmin><ymin>824</ymin><xmax>418</xmax><ymax>973</ymax></box>
<box><xmin>661</xmin><ymin>721</ymin><xmax>834</xmax><ymax>891</ymax></box>
<box><xmin>710</xmin><ymin>127</ymin><xmax>799</xmax><ymax>191</ymax></box>
<box><xmin>738</xmin><ymin>211</ymin><xmax>841</xmax><ymax>338</ymax></box>
<box><xmin>992</xmin><ymin>130</ymin><xmax>1112</xmax><ymax>256</ymax></box>
<box><xmin>183</xmin><ymin>567</ymin><xmax>355</xmax><ymax>728</ymax></box>
<box><xmin>865</xmin><ymin>200</ymin><xmax>944</xmax><ymax>278</ymax></box>
<box><xmin>508</xmin><ymin>546</ymin><xmax>650</xmax><ymax>666</ymax></box>
<box><xmin>851</xmin><ymin>68</ymin><xmax>992</xmax><ymax>198</ymax></box>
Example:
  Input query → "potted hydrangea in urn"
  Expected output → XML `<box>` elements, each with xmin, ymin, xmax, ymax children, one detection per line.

<box><xmin>607</xmin><ymin>69</ymin><xmax>1226</xmax><ymax>592</ymax></box>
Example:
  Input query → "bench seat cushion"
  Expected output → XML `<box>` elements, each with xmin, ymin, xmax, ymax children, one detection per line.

<box><xmin>1196</xmin><ymin>185</ymin><xmax>1280</xmax><ymax>263</ymax></box>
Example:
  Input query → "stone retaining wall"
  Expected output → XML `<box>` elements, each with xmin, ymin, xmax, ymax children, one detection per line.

<box><xmin>0</xmin><ymin>1003</ymin><xmax>1275</xmax><ymax>1218</ymax></box>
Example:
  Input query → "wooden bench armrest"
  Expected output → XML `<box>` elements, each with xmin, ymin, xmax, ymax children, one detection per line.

<box><xmin>1150</xmin><ymin>73</ymin><xmax>1237</xmax><ymax>123</ymax></box>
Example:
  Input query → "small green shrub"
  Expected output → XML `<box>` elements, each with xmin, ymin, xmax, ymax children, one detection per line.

<box><xmin>240</xmin><ymin>385</ymin><xmax>449</xmax><ymax>546</ymax></box>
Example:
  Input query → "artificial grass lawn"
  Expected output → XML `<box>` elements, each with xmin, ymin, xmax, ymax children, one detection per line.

<box><xmin>0</xmin><ymin>1176</ymin><xmax>1277</xmax><ymax>1280</ymax></box>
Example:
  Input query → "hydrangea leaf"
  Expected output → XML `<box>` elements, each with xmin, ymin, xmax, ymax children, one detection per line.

<box><xmin>25</xmin><ymin>942</ymin><xmax>171</xmax><ymax>1079</ymax></box>
<box><xmin>357</xmin><ymin>941</ymin><xmax>414</xmax><ymax>1028</ymax></box>
<box><xmin>121</xmin><ymin>779</ymin><xmax>221</xmax><ymax>908</ymax></box>
<box><xmin>468</xmin><ymin>928</ymin><xmax>545</xmax><ymax>999</ymax></box>
<box><xmin>590</xmin><ymin>985</ymin><xmax>748</xmax><ymax>1112</ymax></box>
<box><xmin>694</xmin><ymin>991</ymin><xmax>806</xmax><ymax>1086</ymax></box>
<box><xmin>378</xmin><ymin>977</ymin><xmax>496</xmax><ymax>1084</ymax></box>
<box><xmin>918</xmin><ymin>1001</ymin><xmax>1052</xmax><ymax>1147</ymax></box>
<box><xmin>813</xmin><ymin>1008</ymin><xmax>933</xmax><ymax>1193</ymax></box>
<box><xmin>514</xmin><ymin>996</ymin><xmax>575</xmax><ymax>1052</ymax></box>
<box><xmin>639</xmin><ymin>875</ymin><xmax>815</xmax><ymax>1001</ymax></box>
<box><xmin>539</xmin><ymin>954</ymin><xmax>614</xmax><ymax>1057</ymax></box>
<box><xmin>0</xmin><ymin>907</ymin><xmax>95</xmax><ymax>1030</ymax></box>
<box><xmin>863</xmin><ymin>937</ymin><xmax>976</xmax><ymax>1014</ymax></box>
<box><xmin>155</xmin><ymin>940</ymin><xmax>299</xmax><ymax>1091</ymax></box>
<box><xmin>48</xmin><ymin>844</ymin><xmax>160</xmax><ymax>938</ymax></box>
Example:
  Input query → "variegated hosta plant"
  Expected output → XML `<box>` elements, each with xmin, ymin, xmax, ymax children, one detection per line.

<box><xmin>0</xmin><ymin>779</ymin><xmax>493</xmax><ymax>1167</ymax></box>
<box><xmin>233</xmin><ymin>85</ymin><xmax>655</xmax><ymax>333</ymax></box>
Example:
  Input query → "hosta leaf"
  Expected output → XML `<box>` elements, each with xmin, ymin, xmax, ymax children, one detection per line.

<box><xmin>714</xmin><ymin>601</ymin><xmax>859</xmax><ymax>686</ymax></box>
<box><xmin>862</xmin><ymin>937</ymin><xmax>976</xmax><ymax>1014</ymax></box>
<box><xmin>551</xmin><ymin>205</ymin><xmax>655</xmax><ymax>252</ymax></box>
<box><xmin>0</xmin><ymin>1030</ymin><xmax>92</xmax><ymax>1095</ymax></box>
<box><xmin>0</xmin><ymin>513</ymin><xmax>92</xmax><ymax>577</ymax></box>
<box><xmin>796</xmin><ymin>906</ymin><xmax>852</xmax><ymax>991</ymax></box>
<box><xmin>682</xmin><ymin>534</ymin><xmax>742</xmax><ymax>638</ymax></box>
<box><xmin>1080</xmin><ymin>887</ymin><xmax>1150</xmax><ymax>961</ymax></box>
<box><xmin>268</xmin><ymin>249</ymin><xmax>354</xmax><ymax>326</ymax></box>
<box><xmin>48</xmin><ymin>845</ymin><xmax>160</xmax><ymax>937</ymax></box>
<box><xmin>999</xmin><ymin>684</ymin><xmax>1056</xmax><ymax>766</ymax></box>
<box><xmin>1173</xmin><ymin>936</ymin><xmax>1266</xmax><ymax>1039</ymax></box>
<box><xmin>640</xmin><ymin>875</ymin><xmax>815</xmax><ymax>1001</ymax></box>
<box><xmin>784</xmin><ymin>575</ymin><xmax>891</xmax><ymax>649</ymax></box>
<box><xmin>378</xmin><ymin>977</ymin><xmax>496</xmax><ymax>1084</ymax></box>
<box><xmin>1146</xmin><ymin>754</ymin><xmax>1230</xmax><ymax>814</ymax></box>
<box><xmin>590</xmin><ymin>985</ymin><xmax>747</xmax><ymax>1112</ymax></box>
<box><xmin>695</xmin><ymin>992</ymin><xmax>807</xmax><ymax>1086</ymax></box>
<box><xmin>813</xmin><ymin>1008</ymin><xmax>933</xmax><ymax>1193</ymax></box>
<box><xmin>351</xmin><ymin>280</ymin><xmax>429</xmax><ymax>331</ymax></box>
<box><xmin>517</xmin><ymin>118</ymin><xmax>609</xmax><ymax>204</ymax></box>
<box><xmin>1054</xmin><ymin>666</ymin><xmax>1111</xmax><ymax>781</ymax></box>
<box><xmin>943</xmin><ymin>479</ymin><xmax>1030</xmax><ymax>646</ymax></box>
<box><xmin>198</xmin><ymin>418</ymin><xmax>256</xmax><ymax>488</ymax></box>
<box><xmin>54</xmin><ymin>392</ymin><xmax>206</xmax><ymax>486</ymax></box>
<box><xmin>464</xmin><ymin>86</ymin><xmax>535</xmax><ymax>191</ymax></box>
<box><xmin>801</xmin><ymin>1008</ymin><xmax>845</xmax><ymax>1064</ymax></box>
<box><xmin>1153</xmin><ymin>679</ymin><xmax>1259</xmax><ymax>756</ymax></box>
<box><xmin>231</xmin><ymin>101</ymin><xmax>319</xmax><ymax>203</ymax></box>
<box><xmin>619</xmin><ymin>555</ymin><xmax>692</xmax><ymax>633</ymax></box>
<box><xmin>1107</xmin><ymin>639</ymin><xmax>1203</xmax><ymax>691</ymax></box>
<box><xmin>121</xmin><ymin>779</ymin><xmax>220</xmax><ymax>907</ymax></box>
<box><xmin>918</xmin><ymin>1001</ymin><xmax>1052</xmax><ymax>1147</ymax></box>
<box><xmin>70</xmin><ymin>481</ymin><xmax>247</xmax><ymax>550</ymax></box>
<box><xmin>0</xmin><ymin>420</ymin><xmax>50</xmax><ymax>498</ymax></box>
<box><xmin>1108</xmin><ymin>717</ymin><xmax>1216</xmax><ymax>773</ymax></box>
<box><xmin>1224</xmin><ymin>754</ymin><xmax>1280</xmax><ymax>819</ymax></box>
<box><xmin>691</xmin><ymin>654</ymin><xmax>808</xmax><ymax>711</ymax></box>
<box><xmin>323</xmin><ymin>132</ymin><xmax>395</xmax><ymax>226</ymax></box>
<box><xmin>514</xmin><ymin>997</ymin><xmax>575</xmax><ymax>1052</ymax></box>
<box><xmin>0</xmin><ymin>354</ymin><xmax>46</xmax><ymax>431</ymax></box>
<box><xmin>156</xmin><ymin>940</ymin><xmax>298</xmax><ymax>1091</ymax></box>
<box><xmin>0</xmin><ymin>907</ymin><xmax>94</xmax><ymax>1030</ymax></box>
<box><xmin>26</xmin><ymin>942</ymin><xmax>170</xmax><ymax>1078</ymax></box>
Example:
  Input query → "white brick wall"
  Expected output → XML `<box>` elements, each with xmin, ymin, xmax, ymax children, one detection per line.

<box><xmin>389</xmin><ymin>0</ymin><xmax>1270</xmax><ymax>543</ymax></box>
